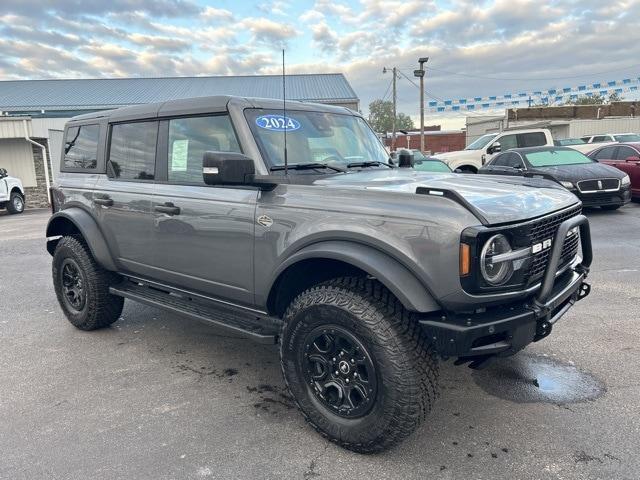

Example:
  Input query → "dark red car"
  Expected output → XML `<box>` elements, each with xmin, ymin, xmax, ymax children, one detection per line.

<box><xmin>588</xmin><ymin>143</ymin><xmax>640</xmax><ymax>198</ymax></box>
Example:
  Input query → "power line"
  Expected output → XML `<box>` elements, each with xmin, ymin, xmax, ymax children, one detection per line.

<box><xmin>381</xmin><ymin>77</ymin><xmax>393</xmax><ymax>101</ymax></box>
<box><xmin>396</xmin><ymin>68</ymin><xmax>490</xmax><ymax>118</ymax></box>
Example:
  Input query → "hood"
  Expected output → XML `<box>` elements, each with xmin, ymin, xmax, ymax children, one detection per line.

<box><xmin>313</xmin><ymin>169</ymin><xmax>579</xmax><ymax>225</ymax></box>
<box><xmin>537</xmin><ymin>162</ymin><xmax>626</xmax><ymax>183</ymax></box>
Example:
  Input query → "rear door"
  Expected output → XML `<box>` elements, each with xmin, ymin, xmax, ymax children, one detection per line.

<box><xmin>93</xmin><ymin>120</ymin><xmax>158</xmax><ymax>277</ymax></box>
<box><xmin>151</xmin><ymin>114</ymin><xmax>257</xmax><ymax>306</ymax></box>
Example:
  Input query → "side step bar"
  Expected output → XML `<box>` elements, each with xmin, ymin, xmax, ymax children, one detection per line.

<box><xmin>109</xmin><ymin>281</ymin><xmax>281</xmax><ymax>344</ymax></box>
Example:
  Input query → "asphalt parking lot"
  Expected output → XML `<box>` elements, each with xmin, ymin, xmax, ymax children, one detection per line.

<box><xmin>1</xmin><ymin>205</ymin><xmax>639</xmax><ymax>480</ymax></box>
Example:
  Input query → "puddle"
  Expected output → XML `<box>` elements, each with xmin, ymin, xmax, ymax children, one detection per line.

<box><xmin>472</xmin><ymin>353</ymin><xmax>605</xmax><ymax>404</ymax></box>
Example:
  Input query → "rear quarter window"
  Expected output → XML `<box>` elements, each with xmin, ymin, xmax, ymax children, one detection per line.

<box><xmin>63</xmin><ymin>124</ymin><xmax>100</xmax><ymax>171</ymax></box>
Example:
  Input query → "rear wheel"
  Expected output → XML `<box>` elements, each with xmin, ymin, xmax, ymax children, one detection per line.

<box><xmin>52</xmin><ymin>235</ymin><xmax>124</xmax><ymax>330</ymax></box>
<box><xmin>6</xmin><ymin>191</ymin><xmax>24</xmax><ymax>214</ymax></box>
<box><xmin>280</xmin><ymin>277</ymin><xmax>439</xmax><ymax>453</ymax></box>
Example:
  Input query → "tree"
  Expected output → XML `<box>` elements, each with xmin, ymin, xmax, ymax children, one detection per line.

<box><xmin>368</xmin><ymin>99</ymin><xmax>414</xmax><ymax>133</ymax></box>
<box><xmin>563</xmin><ymin>92</ymin><xmax>623</xmax><ymax>106</ymax></box>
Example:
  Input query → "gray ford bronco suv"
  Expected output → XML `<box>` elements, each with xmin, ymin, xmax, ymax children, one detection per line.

<box><xmin>47</xmin><ymin>96</ymin><xmax>592</xmax><ymax>453</ymax></box>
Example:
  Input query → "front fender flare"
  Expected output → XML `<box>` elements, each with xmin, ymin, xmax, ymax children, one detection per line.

<box><xmin>271</xmin><ymin>241</ymin><xmax>441</xmax><ymax>313</ymax></box>
<box><xmin>46</xmin><ymin>208</ymin><xmax>117</xmax><ymax>271</ymax></box>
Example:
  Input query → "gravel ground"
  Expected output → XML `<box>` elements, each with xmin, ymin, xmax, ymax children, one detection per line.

<box><xmin>0</xmin><ymin>204</ymin><xmax>638</xmax><ymax>480</ymax></box>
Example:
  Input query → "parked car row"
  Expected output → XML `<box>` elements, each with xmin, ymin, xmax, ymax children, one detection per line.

<box><xmin>479</xmin><ymin>146</ymin><xmax>633</xmax><ymax>210</ymax></box>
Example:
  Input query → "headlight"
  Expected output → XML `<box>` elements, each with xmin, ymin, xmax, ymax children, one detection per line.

<box><xmin>480</xmin><ymin>234</ymin><xmax>514</xmax><ymax>286</ymax></box>
<box><xmin>560</xmin><ymin>181</ymin><xmax>574</xmax><ymax>189</ymax></box>
<box><xmin>621</xmin><ymin>175</ymin><xmax>631</xmax><ymax>187</ymax></box>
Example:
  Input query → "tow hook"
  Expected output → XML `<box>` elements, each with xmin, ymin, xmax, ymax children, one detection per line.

<box><xmin>577</xmin><ymin>282</ymin><xmax>591</xmax><ymax>301</ymax></box>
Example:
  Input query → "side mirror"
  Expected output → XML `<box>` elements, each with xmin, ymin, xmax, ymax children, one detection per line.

<box><xmin>202</xmin><ymin>152</ymin><xmax>278</xmax><ymax>190</ymax></box>
<box><xmin>397</xmin><ymin>150</ymin><xmax>414</xmax><ymax>168</ymax></box>
<box><xmin>203</xmin><ymin>152</ymin><xmax>256</xmax><ymax>186</ymax></box>
<box><xmin>487</xmin><ymin>142</ymin><xmax>501</xmax><ymax>154</ymax></box>
<box><xmin>0</xmin><ymin>168</ymin><xmax>6</xmax><ymax>179</ymax></box>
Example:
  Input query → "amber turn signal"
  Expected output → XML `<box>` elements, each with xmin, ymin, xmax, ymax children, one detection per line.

<box><xmin>460</xmin><ymin>243</ymin><xmax>471</xmax><ymax>276</ymax></box>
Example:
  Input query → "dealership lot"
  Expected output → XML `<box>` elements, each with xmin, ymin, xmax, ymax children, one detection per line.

<box><xmin>1</xmin><ymin>206</ymin><xmax>639</xmax><ymax>480</ymax></box>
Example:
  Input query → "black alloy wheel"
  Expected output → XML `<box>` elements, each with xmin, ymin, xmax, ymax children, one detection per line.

<box><xmin>303</xmin><ymin>325</ymin><xmax>378</xmax><ymax>418</ymax></box>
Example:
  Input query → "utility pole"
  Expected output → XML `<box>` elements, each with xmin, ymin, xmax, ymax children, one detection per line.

<box><xmin>414</xmin><ymin>57</ymin><xmax>428</xmax><ymax>153</ymax></box>
<box><xmin>383</xmin><ymin>66</ymin><xmax>398</xmax><ymax>150</ymax></box>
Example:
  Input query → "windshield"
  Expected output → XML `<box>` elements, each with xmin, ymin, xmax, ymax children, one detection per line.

<box><xmin>614</xmin><ymin>134</ymin><xmax>640</xmax><ymax>142</ymax></box>
<box><xmin>245</xmin><ymin>109</ymin><xmax>389</xmax><ymax>169</ymax></box>
<box><xmin>413</xmin><ymin>160</ymin><xmax>451</xmax><ymax>173</ymax></box>
<box><xmin>465</xmin><ymin>133</ymin><xmax>497</xmax><ymax>150</ymax></box>
<box><xmin>556</xmin><ymin>138</ymin><xmax>585</xmax><ymax>146</ymax></box>
<box><xmin>524</xmin><ymin>149</ymin><xmax>594</xmax><ymax>167</ymax></box>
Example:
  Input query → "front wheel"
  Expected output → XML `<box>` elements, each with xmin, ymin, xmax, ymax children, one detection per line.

<box><xmin>6</xmin><ymin>191</ymin><xmax>24</xmax><ymax>214</ymax></box>
<box><xmin>280</xmin><ymin>277</ymin><xmax>439</xmax><ymax>453</ymax></box>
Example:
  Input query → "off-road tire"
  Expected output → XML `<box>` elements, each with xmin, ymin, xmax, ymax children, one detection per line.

<box><xmin>6</xmin><ymin>191</ymin><xmax>24</xmax><ymax>214</ymax></box>
<box><xmin>52</xmin><ymin>235</ymin><xmax>124</xmax><ymax>330</ymax></box>
<box><xmin>280</xmin><ymin>277</ymin><xmax>439</xmax><ymax>453</ymax></box>
<box><xmin>601</xmin><ymin>205</ymin><xmax>621</xmax><ymax>211</ymax></box>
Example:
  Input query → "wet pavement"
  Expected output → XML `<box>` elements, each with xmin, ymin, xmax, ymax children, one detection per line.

<box><xmin>1</xmin><ymin>204</ymin><xmax>639</xmax><ymax>479</ymax></box>
<box><xmin>472</xmin><ymin>352</ymin><xmax>606</xmax><ymax>404</ymax></box>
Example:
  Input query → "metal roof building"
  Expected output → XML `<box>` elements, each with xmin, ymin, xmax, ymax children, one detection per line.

<box><xmin>0</xmin><ymin>73</ymin><xmax>359</xmax><ymax>209</ymax></box>
<box><xmin>0</xmin><ymin>73</ymin><xmax>359</xmax><ymax>117</ymax></box>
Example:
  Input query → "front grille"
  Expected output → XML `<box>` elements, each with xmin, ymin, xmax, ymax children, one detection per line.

<box><xmin>521</xmin><ymin>205</ymin><xmax>582</xmax><ymax>283</ymax></box>
<box><xmin>577</xmin><ymin>178</ymin><xmax>620</xmax><ymax>193</ymax></box>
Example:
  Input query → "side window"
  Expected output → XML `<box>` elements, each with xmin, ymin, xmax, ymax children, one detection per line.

<box><xmin>593</xmin><ymin>146</ymin><xmax>617</xmax><ymax>160</ymax></box>
<box><xmin>592</xmin><ymin>135</ymin><xmax>608</xmax><ymax>143</ymax></box>
<box><xmin>518</xmin><ymin>132</ymin><xmax>546</xmax><ymax>148</ymax></box>
<box><xmin>506</xmin><ymin>153</ymin><xmax>525</xmax><ymax>168</ymax></box>
<box><xmin>491</xmin><ymin>153</ymin><xmax>512</xmax><ymax>166</ymax></box>
<box><xmin>108</xmin><ymin>122</ymin><xmax>158</xmax><ymax>180</ymax></box>
<box><xmin>64</xmin><ymin>124</ymin><xmax>100</xmax><ymax>170</ymax></box>
<box><xmin>615</xmin><ymin>146</ymin><xmax>638</xmax><ymax>161</ymax></box>
<box><xmin>167</xmin><ymin>115</ymin><xmax>241</xmax><ymax>184</ymax></box>
<box><xmin>496</xmin><ymin>134</ymin><xmax>517</xmax><ymax>150</ymax></box>
<box><xmin>580</xmin><ymin>136</ymin><xmax>591</xmax><ymax>142</ymax></box>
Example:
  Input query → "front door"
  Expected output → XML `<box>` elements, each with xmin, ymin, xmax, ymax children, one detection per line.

<box><xmin>612</xmin><ymin>146</ymin><xmax>640</xmax><ymax>197</ymax></box>
<box><xmin>151</xmin><ymin>115</ymin><xmax>257</xmax><ymax>306</ymax></box>
<box><xmin>93</xmin><ymin>120</ymin><xmax>158</xmax><ymax>277</ymax></box>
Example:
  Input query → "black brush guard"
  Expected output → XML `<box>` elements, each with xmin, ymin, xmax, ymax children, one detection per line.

<box><xmin>419</xmin><ymin>215</ymin><xmax>592</xmax><ymax>362</ymax></box>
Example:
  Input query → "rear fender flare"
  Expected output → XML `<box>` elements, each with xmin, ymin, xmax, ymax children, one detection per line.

<box><xmin>46</xmin><ymin>208</ymin><xmax>117</xmax><ymax>271</ymax></box>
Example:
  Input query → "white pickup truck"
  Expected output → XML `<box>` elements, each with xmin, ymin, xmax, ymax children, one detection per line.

<box><xmin>0</xmin><ymin>168</ymin><xmax>25</xmax><ymax>214</ymax></box>
<box><xmin>433</xmin><ymin>128</ymin><xmax>554</xmax><ymax>173</ymax></box>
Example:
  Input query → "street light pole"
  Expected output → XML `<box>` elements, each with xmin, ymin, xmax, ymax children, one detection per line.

<box><xmin>414</xmin><ymin>57</ymin><xmax>428</xmax><ymax>153</ymax></box>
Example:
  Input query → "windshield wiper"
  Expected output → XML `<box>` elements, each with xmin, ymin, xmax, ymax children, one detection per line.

<box><xmin>270</xmin><ymin>163</ymin><xmax>346</xmax><ymax>173</ymax></box>
<box><xmin>346</xmin><ymin>161</ymin><xmax>394</xmax><ymax>169</ymax></box>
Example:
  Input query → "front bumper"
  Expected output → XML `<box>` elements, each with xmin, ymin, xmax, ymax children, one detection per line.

<box><xmin>576</xmin><ymin>185</ymin><xmax>631</xmax><ymax>207</ymax></box>
<box><xmin>420</xmin><ymin>215</ymin><xmax>593</xmax><ymax>359</ymax></box>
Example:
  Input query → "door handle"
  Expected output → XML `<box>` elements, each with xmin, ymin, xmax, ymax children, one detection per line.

<box><xmin>155</xmin><ymin>202</ymin><xmax>181</xmax><ymax>216</ymax></box>
<box><xmin>93</xmin><ymin>196</ymin><xmax>113</xmax><ymax>207</ymax></box>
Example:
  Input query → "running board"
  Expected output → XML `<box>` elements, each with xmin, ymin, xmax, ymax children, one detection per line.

<box><xmin>109</xmin><ymin>281</ymin><xmax>280</xmax><ymax>344</ymax></box>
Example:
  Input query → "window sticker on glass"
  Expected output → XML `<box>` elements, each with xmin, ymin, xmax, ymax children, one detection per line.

<box><xmin>171</xmin><ymin>139</ymin><xmax>189</xmax><ymax>171</ymax></box>
<box><xmin>255</xmin><ymin>114</ymin><xmax>301</xmax><ymax>132</ymax></box>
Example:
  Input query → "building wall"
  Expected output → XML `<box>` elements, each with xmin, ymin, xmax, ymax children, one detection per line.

<box><xmin>384</xmin><ymin>131</ymin><xmax>465</xmax><ymax>153</ymax></box>
<box><xmin>568</xmin><ymin>118</ymin><xmax>640</xmax><ymax>138</ymax></box>
<box><xmin>0</xmin><ymin>138</ymin><xmax>37</xmax><ymax>187</ymax></box>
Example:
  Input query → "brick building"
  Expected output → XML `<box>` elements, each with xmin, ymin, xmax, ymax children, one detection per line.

<box><xmin>383</xmin><ymin>129</ymin><xmax>466</xmax><ymax>154</ymax></box>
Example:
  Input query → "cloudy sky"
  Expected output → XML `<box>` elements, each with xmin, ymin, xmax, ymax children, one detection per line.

<box><xmin>1</xmin><ymin>0</ymin><xmax>639</xmax><ymax>128</ymax></box>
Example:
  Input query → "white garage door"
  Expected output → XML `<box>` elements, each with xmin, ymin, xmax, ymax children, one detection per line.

<box><xmin>0</xmin><ymin>139</ymin><xmax>36</xmax><ymax>187</ymax></box>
